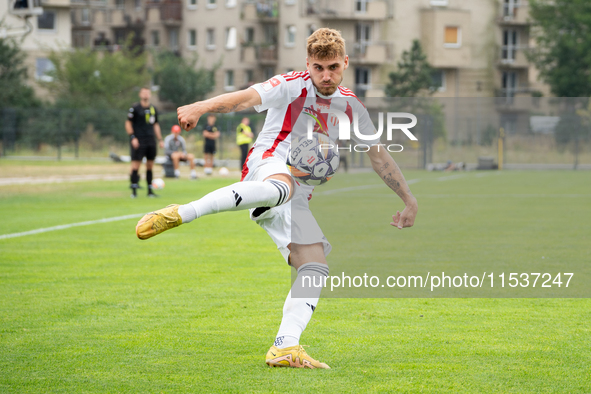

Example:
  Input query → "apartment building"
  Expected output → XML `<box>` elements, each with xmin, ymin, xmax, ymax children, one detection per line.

<box><xmin>4</xmin><ymin>0</ymin><xmax>549</xmax><ymax>119</ymax></box>
<box><xmin>1</xmin><ymin>0</ymin><xmax>72</xmax><ymax>97</ymax></box>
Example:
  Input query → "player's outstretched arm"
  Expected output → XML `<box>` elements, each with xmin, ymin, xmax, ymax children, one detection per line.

<box><xmin>367</xmin><ymin>145</ymin><xmax>418</xmax><ymax>229</ymax></box>
<box><xmin>177</xmin><ymin>88</ymin><xmax>262</xmax><ymax>131</ymax></box>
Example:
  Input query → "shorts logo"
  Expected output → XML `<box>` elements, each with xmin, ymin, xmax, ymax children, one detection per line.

<box><xmin>261</xmin><ymin>77</ymin><xmax>281</xmax><ymax>92</ymax></box>
<box><xmin>233</xmin><ymin>190</ymin><xmax>243</xmax><ymax>206</ymax></box>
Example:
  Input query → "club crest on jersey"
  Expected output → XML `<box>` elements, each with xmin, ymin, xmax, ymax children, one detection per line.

<box><xmin>261</xmin><ymin>77</ymin><xmax>281</xmax><ymax>92</ymax></box>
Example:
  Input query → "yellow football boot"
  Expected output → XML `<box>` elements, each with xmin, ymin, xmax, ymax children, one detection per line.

<box><xmin>265</xmin><ymin>345</ymin><xmax>330</xmax><ymax>369</ymax></box>
<box><xmin>136</xmin><ymin>204</ymin><xmax>182</xmax><ymax>240</ymax></box>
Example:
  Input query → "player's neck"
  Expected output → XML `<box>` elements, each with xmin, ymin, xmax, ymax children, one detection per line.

<box><xmin>140</xmin><ymin>99</ymin><xmax>150</xmax><ymax>107</ymax></box>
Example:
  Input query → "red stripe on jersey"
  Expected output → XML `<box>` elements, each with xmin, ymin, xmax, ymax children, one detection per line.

<box><xmin>240</xmin><ymin>146</ymin><xmax>255</xmax><ymax>181</ymax></box>
<box><xmin>262</xmin><ymin>87</ymin><xmax>308</xmax><ymax>159</ymax></box>
<box><xmin>284</xmin><ymin>71</ymin><xmax>310</xmax><ymax>81</ymax></box>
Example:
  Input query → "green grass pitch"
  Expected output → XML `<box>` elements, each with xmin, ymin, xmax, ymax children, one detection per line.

<box><xmin>0</xmin><ymin>168</ymin><xmax>590</xmax><ymax>393</ymax></box>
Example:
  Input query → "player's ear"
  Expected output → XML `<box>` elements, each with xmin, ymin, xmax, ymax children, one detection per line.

<box><xmin>306</xmin><ymin>57</ymin><xmax>310</xmax><ymax>70</ymax></box>
<box><xmin>343</xmin><ymin>55</ymin><xmax>349</xmax><ymax>70</ymax></box>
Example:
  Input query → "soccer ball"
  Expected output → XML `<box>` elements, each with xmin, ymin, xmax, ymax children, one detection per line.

<box><xmin>219</xmin><ymin>167</ymin><xmax>230</xmax><ymax>176</ymax></box>
<box><xmin>152</xmin><ymin>178</ymin><xmax>165</xmax><ymax>190</ymax></box>
<box><xmin>287</xmin><ymin>133</ymin><xmax>339</xmax><ymax>186</ymax></box>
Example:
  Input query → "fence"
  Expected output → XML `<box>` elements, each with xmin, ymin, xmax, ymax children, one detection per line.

<box><xmin>1</xmin><ymin>97</ymin><xmax>589</xmax><ymax>170</ymax></box>
<box><xmin>0</xmin><ymin>108</ymin><xmax>266</xmax><ymax>164</ymax></box>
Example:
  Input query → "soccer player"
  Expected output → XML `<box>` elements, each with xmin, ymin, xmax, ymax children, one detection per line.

<box><xmin>136</xmin><ymin>28</ymin><xmax>418</xmax><ymax>369</ymax></box>
<box><xmin>203</xmin><ymin>114</ymin><xmax>220</xmax><ymax>175</ymax></box>
<box><xmin>236</xmin><ymin>117</ymin><xmax>254</xmax><ymax>170</ymax></box>
<box><xmin>126</xmin><ymin>87</ymin><xmax>164</xmax><ymax>198</ymax></box>
<box><xmin>164</xmin><ymin>125</ymin><xmax>197</xmax><ymax>179</ymax></box>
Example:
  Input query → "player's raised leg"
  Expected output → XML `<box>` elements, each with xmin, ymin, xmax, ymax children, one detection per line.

<box><xmin>266</xmin><ymin>243</ymin><xmax>330</xmax><ymax>369</ymax></box>
<box><xmin>135</xmin><ymin>173</ymin><xmax>293</xmax><ymax>240</ymax></box>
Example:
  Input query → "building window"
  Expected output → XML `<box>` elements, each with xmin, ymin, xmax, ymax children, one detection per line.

<box><xmin>263</xmin><ymin>67</ymin><xmax>275</xmax><ymax>80</ymax></box>
<box><xmin>308</xmin><ymin>24</ymin><xmax>317</xmax><ymax>37</ymax></box>
<box><xmin>225</xmin><ymin>27</ymin><xmax>237</xmax><ymax>49</ymax></box>
<box><xmin>81</xmin><ymin>8</ymin><xmax>90</xmax><ymax>25</ymax></box>
<box><xmin>355</xmin><ymin>23</ymin><xmax>372</xmax><ymax>55</ymax></box>
<box><xmin>245</xmin><ymin>27</ymin><xmax>254</xmax><ymax>44</ymax></box>
<box><xmin>430</xmin><ymin>69</ymin><xmax>446</xmax><ymax>92</ymax></box>
<box><xmin>430</xmin><ymin>0</ymin><xmax>448</xmax><ymax>5</ymax></box>
<box><xmin>226</xmin><ymin>0</ymin><xmax>236</xmax><ymax>7</ymax></box>
<box><xmin>225</xmin><ymin>70</ymin><xmax>235</xmax><ymax>90</ymax></box>
<box><xmin>187</xmin><ymin>0</ymin><xmax>197</xmax><ymax>9</ymax></box>
<box><xmin>134</xmin><ymin>0</ymin><xmax>141</xmax><ymax>9</ymax></box>
<box><xmin>169</xmin><ymin>29</ymin><xmax>179</xmax><ymax>51</ymax></box>
<box><xmin>206</xmin><ymin>28</ymin><xmax>216</xmax><ymax>49</ymax></box>
<box><xmin>73</xmin><ymin>31</ymin><xmax>91</xmax><ymax>48</ymax></box>
<box><xmin>244</xmin><ymin>69</ymin><xmax>254</xmax><ymax>85</ymax></box>
<box><xmin>285</xmin><ymin>25</ymin><xmax>296</xmax><ymax>47</ymax></box>
<box><xmin>444</xmin><ymin>26</ymin><xmax>461</xmax><ymax>48</ymax></box>
<box><xmin>355</xmin><ymin>67</ymin><xmax>371</xmax><ymax>98</ymax></box>
<box><xmin>503</xmin><ymin>0</ymin><xmax>518</xmax><ymax>18</ymax></box>
<box><xmin>502</xmin><ymin>29</ymin><xmax>518</xmax><ymax>62</ymax></box>
<box><xmin>36</xmin><ymin>58</ymin><xmax>55</xmax><ymax>82</ymax></box>
<box><xmin>355</xmin><ymin>0</ymin><xmax>368</xmax><ymax>13</ymax></box>
<box><xmin>188</xmin><ymin>29</ymin><xmax>197</xmax><ymax>48</ymax></box>
<box><xmin>502</xmin><ymin>71</ymin><xmax>518</xmax><ymax>104</ymax></box>
<box><xmin>151</xmin><ymin>30</ymin><xmax>160</xmax><ymax>46</ymax></box>
<box><xmin>37</xmin><ymin>10</ymin><xmax>55</xmax><ymax>30</ymax></box>
<box><xmin>207</xmin><ymin>0</ymin><xmax>216</xmax><ymax>8</ymax></box>
<box><xmin>115</xmin><ymin>0</ymin><xmax>125</xmax><ymax>9</ymax></box>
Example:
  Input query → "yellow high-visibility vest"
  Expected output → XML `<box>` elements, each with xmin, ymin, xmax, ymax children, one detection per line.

<box><xmin>236</xmin><ymin>123</ymin><xmax>253</xmax><ymax>145</ymax></box>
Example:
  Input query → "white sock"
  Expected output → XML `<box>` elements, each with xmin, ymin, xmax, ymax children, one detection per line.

<box><xmin>204</xmin><ymin>167</ymin><xmax>213</xmax><ymax>175</ymax></box>
<box><xmin>178</xmin><ymin>179</ymin><xmax>290</xmax><ymax>223</ymax></box>
<box><xmin>174</xmin><ymin>169</ymin><xmax>180</xmax><ymax>177</ymax></box>
<box><xmin>274</xmin><ymin>262</ymin><xmax>329</xmax><ymax>349</ymax></box>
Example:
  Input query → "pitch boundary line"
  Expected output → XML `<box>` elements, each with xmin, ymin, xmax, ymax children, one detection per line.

<box><xmin>0</xmin><ymin>213</ymin><xmax>143</xmax><ymax>240</ymax></box>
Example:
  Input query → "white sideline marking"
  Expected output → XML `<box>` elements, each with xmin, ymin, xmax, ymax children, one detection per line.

<box><xmin>0</xmin><ymin>174</ymin><xmax>128</xmax><ymax>186</ymax></box>
<box><xmin>0</xmin><ymin>179</ymin><xmax>424</xmax><ymax>241</ymax></box>
<box><xmin>0</xmin><ymin>213</ymin><xmax>143</xmax><ymax>240</ymax></box>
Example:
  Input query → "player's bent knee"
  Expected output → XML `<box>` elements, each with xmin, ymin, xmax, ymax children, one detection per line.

<box><xmin>289</xmin><ymin>243</ymin><xmax>327</xmax><ymax>269</ymax></box>
<box><xmin>263</xmin><ymin>177</ymin><xmax>292</xmax><ymax>206</ymax></box>
<box><xmin>264</xmin><ymin>174</ymin><xmax>294</xmax><ymax>201</ymax></box>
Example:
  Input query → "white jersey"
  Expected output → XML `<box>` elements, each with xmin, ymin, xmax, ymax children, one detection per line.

<box><xmin>249</xmin><ymin>71</ymin><xmax>381</xmax><ymax>162</ymax></box>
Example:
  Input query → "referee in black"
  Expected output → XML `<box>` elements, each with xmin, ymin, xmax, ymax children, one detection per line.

<box><xmin>125</xmin><ymin>87</ymin><xmax>164</xmax><ymax>198</ymax></box>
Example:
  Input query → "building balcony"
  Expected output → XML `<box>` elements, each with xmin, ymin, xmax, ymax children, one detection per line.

<box><xmin>305</xmin><ymin>0</ymin><xmax>390</xmax><ymax>20</ymax></box>
<box><xmin>498</xmin><ymin>1</ymin><xmax>530</xmax><ymax>25</ymax></box>
<box><xmin>495</xmin><ymin>88</ymin><xmax>533</xmax><ymax>110</ymax></box>
<box><xmin>498</xmin><ymin>46</ymin><xmax>530</xmax><ymax>68</ymax></box>
<box><xmin>40</xmin><ymin>0</ymin><xmax>70</xmax><ymax>8</ymax></box>
<box><xmin>258</xmin><ymin>45</ymin><xmax>278</xmax><ymax>65</ymax></box>
<box><xmin>242</xmin><ymin>1</ymin><xmax>278</xmax><ymax>22</ymax></box>
<box><xmin>355</xmin><ymin>84</ymin><xmax>386</xmax><ymax>98</ymax></box>
<box><xmin>146</xmin><ymin>1</ymin><xmax>182</xmax><ymax>26</ymax></box>
<box><xmin>350</xmin><ymin>42</ymin><xmax>392</xmax><ymax>65</ymax></box>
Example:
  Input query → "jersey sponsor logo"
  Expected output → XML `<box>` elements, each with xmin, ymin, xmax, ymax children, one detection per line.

<box><xmin>261</xmin><ymin>77</ymin><xmax>281</xmax><ymax>92</ymax></box>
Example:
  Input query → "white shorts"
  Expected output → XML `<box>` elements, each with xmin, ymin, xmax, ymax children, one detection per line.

<box><xmin>241</xmin><ymin>148</ymin><xmax>332</xmax><ymax>263</ymax></box>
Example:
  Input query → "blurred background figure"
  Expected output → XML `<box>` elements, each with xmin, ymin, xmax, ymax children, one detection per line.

<box><xmin>126</xmin><ymin>87</ymin><xmax>164</xmax><ymax>198</ymax></box>
<box><xmin>165</xmin><ymin>125</ymin><xmax>197</xmax><ymax>179</ymax></box>
<box><xmin>236</xmin><ymin>117</ymin><xmax>254</xmax><ymax>171</ymax></box>
<box><xmin>203</xmin><ymin>114</ymin><xmax>220</xmax><ymax>176</ymax></box>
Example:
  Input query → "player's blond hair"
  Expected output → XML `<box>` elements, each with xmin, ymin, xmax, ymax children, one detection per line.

<box><xmin>307</xmin><ymin>28</ymin><xmax>346</xmax><ymax>60</ymax></box>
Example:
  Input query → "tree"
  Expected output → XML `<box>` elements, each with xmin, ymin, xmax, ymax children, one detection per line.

<box><xmin>44</xmin><ymin>42</ymin><xmax>149</xmax><ymax>110</ymax></box>
<box><xmin>528</xmin><ymin>0</ymin><xmax>591</xmax><ymax>97</ymax></box>
<box><xmin>385</xmin><ymin>40</ymin><xmax>446</xmax><ymax>141</ymax></box>
<box><xmin>153</xmin><ymin>51</ymin><xmax>217</xmax><ymax>108</ymax></box>
<box><xmin>385</xmin><ymin>40</ymin><xmax>434</xmax><ymax>98</ymax></box>
<box><xmin>0</xmin><ymin>37</ymin><xmax>40</xmax><ymax>108</ymax></box>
